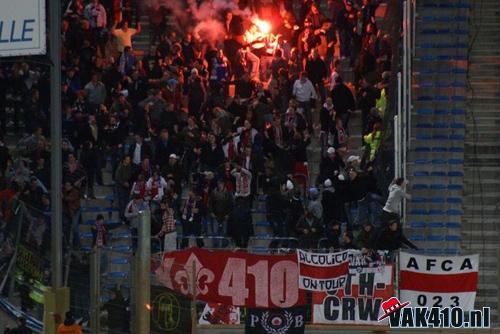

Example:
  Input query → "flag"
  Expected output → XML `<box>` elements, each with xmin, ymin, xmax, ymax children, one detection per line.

<box><xmin>399</xmin><ymin>252</ymin><xmax>479</xmax><ymax>311</ymax></box>
<box><xmin>245</xmin><ymin>307</ymin><xmax>306</xmax><ymax>334</ymax></box>
<box><xmin>199</xmin><ymin>303</ymin><xmax>240</xmax><ymax>324</ymax></box>
<box><xmin>297</xmin><ymin>249</ymin><xmax>349</xmax><ymax>291</ymax></box>
<box><xmin>150</xmin><ymin>285</ymin><xmax>192</xmax><ymax>334</ymax></box>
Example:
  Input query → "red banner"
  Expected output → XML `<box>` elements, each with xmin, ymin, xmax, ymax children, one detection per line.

<box><xmin>155</xmin><ymin>248</ymin><xmax>305</xmax><ymax>308</ymax></box>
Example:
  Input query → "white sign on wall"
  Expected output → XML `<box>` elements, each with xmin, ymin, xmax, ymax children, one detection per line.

<box><xmin>0</xmin><ymin>0</ymin><xmax>46</xmax><ymax>57</ymax></box>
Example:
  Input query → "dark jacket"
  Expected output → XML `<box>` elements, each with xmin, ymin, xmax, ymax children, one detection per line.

<box><xmin>331</xmin><ymin>82</ymin><xmax>355</xmax><ymax>114</ymax></box>
<box><xmin>371</xmin><ymin>226</ymin><xmax>418</xmax><ymax>251</ymax></box>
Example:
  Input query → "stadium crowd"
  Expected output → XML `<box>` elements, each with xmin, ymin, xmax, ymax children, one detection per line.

<box><xmin>0</xmin><ymin>0</ymin><xmax>417</xmax><ymax>265</ymax></box>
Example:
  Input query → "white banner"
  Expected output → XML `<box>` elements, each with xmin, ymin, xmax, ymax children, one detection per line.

<box><xmin>0</xmin><ymin>0</ymin><xmax>46</xmax><ymax>57</ymax></box>
<box><xmin>312</xmin><ymin>265</ymin><xmax>394</xmax><ymax>325</ymax></box>
<box><xmin>297</xmin><ymin>250</ymin><xmax>349</xmax><ymax>291</ymax></box>
<box><xmin>399</xmin><ymin>252</ymin><xmax>479</xmax><ymax>311</ymax></box>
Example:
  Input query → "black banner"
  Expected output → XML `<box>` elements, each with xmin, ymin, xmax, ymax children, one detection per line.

<box><xmin>246</xmin><ymin>307</ymin><xmax>306</xmax><ymax>334</ymax></box>
<box><xmin>151</xmin><ymin>285</ymin><xmax>192</xmax><ymax>334</ymax></box>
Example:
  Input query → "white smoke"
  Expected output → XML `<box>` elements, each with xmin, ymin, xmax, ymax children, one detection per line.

<box><xmin>146</xmin><ymin>0</ymin><xmax>252</xmax><ymax>45</ymax></box>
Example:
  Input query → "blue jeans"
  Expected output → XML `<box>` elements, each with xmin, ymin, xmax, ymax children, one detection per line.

<box><xmin>205</xmin><ymin>216</ymin><xmax>228</xmax><ymax>248</ymax></box>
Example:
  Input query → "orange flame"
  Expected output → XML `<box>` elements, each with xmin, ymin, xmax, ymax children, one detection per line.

<box><xmin>252</xmin><ymin>17</ymin><xmax>271</xmax><ymax>34</ymax></box>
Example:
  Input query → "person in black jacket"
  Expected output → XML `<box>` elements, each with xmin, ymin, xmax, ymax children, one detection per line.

<box><xmin>103</xmin><ymin>290</ymin><xmax>130</xmax><ymax>334</ymax></box>
<box><xmin>5</xmin><ymin>316</ymin><xmax>32</xmax><ymax>334</ymax></box>
<box><xmin>371</xmin><ymin>220</ymin><xmax>418</xmax><ymax>251</ymax></box>
<box><xmin>330</xmin><ymin>76</ymin><xmax>355</xmax><ymax>130</ymax></box>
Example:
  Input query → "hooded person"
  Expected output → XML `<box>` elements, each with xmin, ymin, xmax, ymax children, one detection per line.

<box><xmin>307</xmin><ymin>187</ymin><xmax>323</xmax><ymax>222</ymax></box>
<box><xmin>57</xmin><ymin>311</ymin><xmax>82</xmax><ymax>334</ymax></box>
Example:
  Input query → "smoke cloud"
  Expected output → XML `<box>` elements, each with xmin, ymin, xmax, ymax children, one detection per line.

<box><xmin>145</xmin><ymin>0</ymin><xmax>251</xmax><ymax>46</ymax></box>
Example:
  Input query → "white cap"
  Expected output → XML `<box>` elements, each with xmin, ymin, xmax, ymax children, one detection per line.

<box><xmin>324</xmin><ymin>179</ymin><xmax>332</xmax><ymax>187</ymax></box>
<box><xmin>286</xmin><ymin>180</ymin><xmax>294</xmax><ymax>190</ymax></box>
<box><xmin>327</xmin><ymin>147</ymin><xmax>335</xmax><ymax>155</ymax></box>
<box><xmin>338</xmin><ymin>174</ymin><xmax>345</xmax><ymax>181</ymax></box>
<box><xmin>169</xmin><ymin>153</ymin><xmax>178</xmax><ymax>159</ymax></box>
<box><xmin>347</xmin><ymin>155</ymin><xmax>361</xmax><ymax>164</ymax></box>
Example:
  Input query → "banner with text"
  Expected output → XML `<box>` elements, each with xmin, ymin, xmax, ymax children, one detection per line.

<box><xmin>297</xmin><ymin>249</ymin><xmax>349</xmax><ymax>291</ymax></box>
<box><xmin>312</xmin><ymin>264</ymin><xmax>394</xmax><ymax>324</ymax></box>
<box><xmin>399</xmin><ymin>252</ymin><xmax>478</xmax><ymax>311</ymax></box>
<box><xmin>156</xmin><ymin>248</ymin><xmax>305</xmax><ymax>308</ymax></box>
<box><xmin>246</xmin><ymin>306</ymin><xmax>306</xmax><ymax>334</ymax></box>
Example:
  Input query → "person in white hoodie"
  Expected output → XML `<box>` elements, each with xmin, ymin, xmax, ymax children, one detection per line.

<box><xmin>381</xmin><ymin>177</ymin><xmax>411</xmax><ymax>226</ymax></box>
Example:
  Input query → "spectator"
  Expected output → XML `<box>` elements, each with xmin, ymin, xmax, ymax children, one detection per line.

<box><xmin>228</xmin><ymin>200</ymin><xmax>253</xmax><ymax>248</ymax></box>
<box><xmin>156</xmin><ymin>199</ymin><xmax>177</xmax><ymax>252</ymax></box>
<box><xmin>111</xmin><ymin>21</ymin><xmax>141</xmax><ymax>53</ymax></box>
<box><xmin>62</xmin><ymin>181</ymin><xmax>81</xmax><ymax>248</ymax></box>
<box><xmin>102</xmin><ymin>290</ymin><xmax>130</xmax><ymax>334</ymax></box>
<box><xmin>296</xmin><ymin>210</ymin><xmax>322</xmax><ymax>249</ymax></box>
<box><xmin>381</xmin><ymin>177</ymin><xmax>411</xmax><ymax>226</ymax></box>
<box><xmin>179</xmin><ymin>189</ymin><xmax>204</xmax><ymax>248</ymax></box>
<box><xmin>84</xmin><ymin>72</ymin><xmax>107</xmax><ymax>111</ymax></box>
<box><xmin>371</xmin><ymin>219</ymin><xmax>418</xmax><ymax>251</ymax></box>
<box><xmin>91</xmin><ymin>214</ymin><xmax>107</xmax><ymax>248</ymax></box>
<box><xmin>5</xmin><ymin>316</ymin><xmax>32</xmax><ymax>334</ymax></box>
<box><xmin>115</xmin><ymin>155</ymin><xmax>133</xmax><ymax>219</ymax></box>
<box><xmin>209</xmin><ymin>179</ymin><xmax>233</xmax><ymax>247</ymax></box>
<box><xmin>331</xmin><ymin>76</ymin><xmax>355</xmax><ymax>130</ymax></box>
<box><xmin>57</xmin><ymin>311</ymin><xmax>82</xmax><ymax>334</ymax></box>
<box><xmin>292</xmin><ymin>71</ymin><xmax>317</xmax><ymax>131</ymax></box>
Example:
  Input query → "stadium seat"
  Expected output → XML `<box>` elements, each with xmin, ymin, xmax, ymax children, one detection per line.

<box><xmin>80</xmin><ymin>232</ymin><xmax>93</xmax><ymax>239</ymax></box>
<box><xmin>445</xmin><ymin>235</ymin><xmax>461</xmax><ymax>242</ymax></box>
<box><xmin>429</xmin><ymin>197</ymin><xmax>445</xmax><ymax>203</ymax></box>
<box><xmin>414</xmin><ymin>171</ymin><xmax>429</xmax><ymax>177</ymax></box>
<box><xmin>416</xmin><ymin>108</ymin><xmax>433</xmax><ymax>115</ymax></box>
<box><xmin>412</xmin><ymin>197</ymin><xmax>427</xmax><ymax>203</ymax></box>
<box><xmin>428</xmin><ymin>222</ymin><xmax>445</xmax><ymax>228</ymax></box>
<box><xmin>255</xmin><ymin>221</ymin><xmax>271</xmax><ymax>227</ymax></box>
<box><xmin>434</xmin><ymin>109</ymin><xmax>449</xmax><ymax>115</ymax></box>
<box><xmin>449</xmin><ymin>158</ymin><xmax>464</xmax><ymax>165</ymax></box>
<box><xmin>415</xmin><ymin>147</ymin><xmax>431</xmax><ymax>152</ymax></box>
<box><xmin>447</xmin><ymin>197</ymin><xmax>463</xmax><ymax>204</ymax></box>
<box><xmin>410</xmin><ymin>222</ymin><xmax>426</xmax><ymax>228</ymax></box>
<box><xmin>432</xmin><ymin>147</ymin><xmax>447</xmax><ymax>152</ymax></box>
<box><xmin>413</xmin><ymin>184</ymin><xmax>429</xmax><ymax>190</ymax></box>
<box><xmin>106</xmin><ymin>272</ymin><xmax>128</xmax><ymax>279</ymax></box>
<box><xmin>429</xmin><ymin>209</ymin><xmax>445</xmax><ymax>215</ymax></box>
<box><xmin>446</xmin><ymin>222</ymin><xmax>461</xmax><ymax>229</ymax></box>
<box><xmin>449</xmin><ymin>134</ymin><xmax>465</xmax><ymax>140</ymax></box>
<box><xmin>430</xmin><ymin>184</ymin><xmax>446</xmax><ymax>190</ymax></box>
<box><xmin>448</xmin><ymin>171</ymin><xmax>464</xmax><ymax>177</ymax></box>
<box><xmin>448</xmin><ymin>184</ymin><xmax>463</xmax><ymax>190</ymax></box>
<box><xmin>446</xmin><ymin>209</ymin><xmax>463</xmax><ymax>216</ymax></box>
<box><xmin>427</xmin><ymin>235</ymin><xmax>445</xmax><ymax>241</ymax></box>
<box><xmin>431</xmin><ymin>159</ymin><xmax>447</xmax><ymax>165</ymax></box>
<box><xmin>410</xmin><ymin>209</ymin><xmax>427</xmax><ymax>215</ymax></box>
<box><xmin>430</xmin><ymin>171</ymin><xmax>447</xmax><ymax>177</ymax></box>
<box><xmin>409</xmin><ymin>235</ymin><xmax>426</xmax><ymax>242</ymax></box>
<box><xmin>443</xmin><ymin>248</ymin><xmax>460</xmax><ymax>254</ymax></box>
<box><xmin>449</xmin><ymin>147</ymin><xmax>464</xmax><ymax>152</ymax></box>
<box><xmin>110</xmin><ymin>257</ymin><xmax>130</xmax><ymax>265</ymax></box>
<box><xmin>415</xmin><ymin>159</ymin><xmax>431</xmax><ymax>164</ymax></box>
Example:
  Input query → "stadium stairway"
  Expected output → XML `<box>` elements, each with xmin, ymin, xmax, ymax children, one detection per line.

<box><xmin>407</xmin><ymin>0</ymin><xmax>469</xmax><ymax>252</ymax></box>
<box><xmin>461</xmin><ymin>0</ymin><xmax>500</xmax><ymax>324</ymax></box>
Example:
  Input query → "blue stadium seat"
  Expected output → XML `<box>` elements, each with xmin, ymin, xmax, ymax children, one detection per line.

<box><xmin>447</xmin><ymin>197</ymin><xmax>463</xmax><ymax>204</ymax></box>
<box><xmin>448</xmin><ymin>184</ymin><xmax>463</xmax><ymax>190</ymax></box>
<box><xmin>255</xmin><ymin>221</ymin><xmax>271</xmax><ymax>227</ymax></box>
<box><xmin>429</xmin><ymin>209</ymin><xmax>445</xmax><ymax>215</ymax></box>
<box><xmin>430</xmin><ymin>184</ymin><xmax>446</xmax><ymax>190</ymax></box>
<box><xmin>449</xmin><ymin>158</ymin><xmax>464</xmax><ymax>165</ymax></box>
<box><xmin>431</xmin><ymin>171</ymin><xmax>447</xmax><ymax>177</ymax></box>
<box><xmin>251</xmin><ymin>247</ymin><xmax>269</xmax><ymax>253</ymax></box>
<box><xmin>433</xmin><ymin>122</ymin><xmax>448</xmax><ymax>129</ymax></box>
<box><xmin>417</xmin><ymin>95</ymin><xmax>433</xmax><ymax>101</ymax></box>
<box><xmin>80</xmin><ymin>232</ymin><xmax>93</xmax><ymax>239</ymax></box>
<box><xmin>112</xmin><ymin>231</ymin><xmax>131</xmax><ymax>239</ymax></box>
<box><xmin>427</xmin><ymin>235</ymin><xmax>445</xmax><ymax>241</ymax></box>
<box><xmin>255</xmin><ymin>233</ymin><xmax>273</xmax><ymax>238</ymax></box>
<box><xmin>452</xmin><ymin>82</ymin><xmax>466</xmax><ymax>88</ymax></box>
<box><xmin>451</xmin><ymin>108</ymin><xmax>465</xmax><ymax>116</ymax></box>
<box><xmin>448</xmin><ymin>171</ymin><xmax>464</xmax><ymax>177</ymax></box>
<box><xmin>449</xmin><ymin>147</ymin><xmax>464</xmax><ymax>152</ymax></box>
<box><xmin>415</xmin><ymin>159</ymin><xmax>431</xmax><ymax>164</ymax></box>
<box><xmin>412</xmin><ymin>197</ymin><xmax>427</xmax><ymax>203</ymax></box>
<box><xmin>414</xmin><ymin>171</ymin><xmax>429</xmax><ymax>177</ymax></box>
<box><xmin>410</xmin><ymin>222</ymin><xmax>426</xmax><ymax>228</ymax></box>
<box><xmin>81</xmin><ymin>246</ymin><xmax>92</xmax><ymax>252</ymax></box>
<box><xmin>418</xmin><ymin>81</ymin><xmax>434</xmax><ymax>88</ymax></box>
<box><xmin>428</xmin><ymin>222</ymin><xmax>445</xmax><ymax>228</ymax></box>
<box><xmin>110</xmin><ymin>257</ymin><xmax>130</xmax><ymax>265</ymax></box>
<box><xmin>446</xmin><ymin>209</ymin><xmax>463</xmax><ymax>216</ymax></box>
<box><xmin>431</xmin><ymin>159</ymin><xmax>447</xmax><ymax>165</ymax></box>
<box><xmin>410</xmin><ymin>209</ymin><xmax>427</xmax><ymax>215</ymax></box>
<box><xmin>426</xmin><ymin>248</ymin><xmax>443</xmax><ymax>254</ymax></box>
<box><xmin>450</xmin><ymin>123</ymin><xmax>465</xmax><ymax>129</ymax></box>
<box><xmin>416</xmin><ymin>108</ymin><xmax>433</xmax><ymax>115</ymax></box>
<box><xmin>443</xmin><ymin>248</ymin><xmax>460</xmax><ymax>255</ymax></box>
<box><xmin>107</xmin><ymin>272</ymin><xmax>128</xmax><ymax>279</ymax></box>
<box><xmin>416</xmin><ymin>134</ymin><xmax>432</xmax><ymax>140</ymax></box>
<box><xmin>433</xmin><ymin>134</ymin><xmax>448</xmax><ymax>140</ymax></box>
<box><xmin>449</xmin><ymin>134</ymin><xmax>465</xmax><ymax>140</ymax></box>
<box><xmin>111</xmin><ymin>245</ymin><xmax>132</xmax><ymax>253</ymax></box>
<box><xmin>416</xmin><ymin>123</ymin><xmax>433</xmax><ymax>128</ymax></box>
<box><xmin>435</xmin><ymin>82</ymin><xmax>450</xmax><ymax>88</ymax></box>
<box><xmin>429</xmin><ymin>197</ymin><xmax>445</xmax><ymax>203</ymax></box>
<box><xmin>452</xmin><ymin>95</ymin><xmax>466</xmax><ymax>101</ymax></box>
<box><xmin>434</xmin><ymin>109</ymin><xmax>449</xmax><ymax>115</ymax></box>
<box><xmin>415</xmin><ymin>147</ymin><xmax>431</xmax><ymax>152</ymax></box>
<box><xmin>409</xmin><ymin>235</ymin><xmax>426</xmax><ymax>242</ymax></box>
<box><xmin>435</xmin><ymin>95</ymin><xmax>449</xmax><ymax>101</ymax></box>
<box><xmin>413</xmin><ymin>184</ymin><xmax>429</xmax><ymax>190</ymax></box>
<box><xmin>446</xmin><ymin>222</ymin><xmax>461</xmax><ymax>228</ymax></box>
<box><xmin>432</xmin><ymin>147</ymin><xmax>448</xmax><ymax>152</ymax></box>
<box><xmin>445</xmin><ymin>235</ymin><xmax>461</xmax><ymax>242</ymax></box>
<box><xmin>451</xmin><ymin>68</ymin><xmax>467</xmax><ymax>74</ymax></box>
<box><xmin>81</xmin><ymin>206</ymin><xmax>103</xmax><ymax>213</ymax></box>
